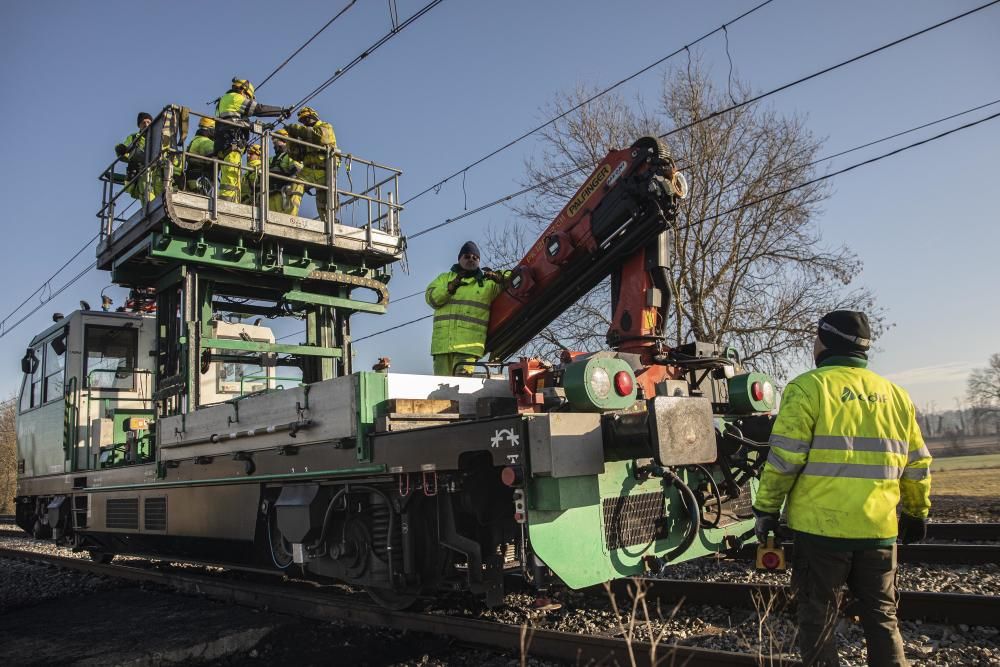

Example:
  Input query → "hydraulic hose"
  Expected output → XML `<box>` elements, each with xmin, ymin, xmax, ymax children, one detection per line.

<box><xmin>662</xmin><ymin>468</ymin><xmax>701</xmax><ymax>562</ymax></box>
<box><xmin>692</xmin><ymin>464</ymin><xmax>723</xmax><ymax>529</ymax></box>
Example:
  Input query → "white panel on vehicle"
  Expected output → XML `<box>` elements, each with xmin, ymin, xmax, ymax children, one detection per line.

<box><xmin>386</xmin><ymin>373</ymin><xmax>512</xmax><ymax>415</ymax></box>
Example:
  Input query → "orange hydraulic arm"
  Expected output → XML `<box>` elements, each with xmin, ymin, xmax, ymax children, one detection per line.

<box><xmin>484</xmin><ymin>137</ymin><xmax>687</xmax><ymax>362</ymax></box>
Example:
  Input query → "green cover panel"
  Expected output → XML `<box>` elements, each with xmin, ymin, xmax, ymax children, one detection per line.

<box><xmin>526</xmin><ymin>460</ymin><xmax>755</xmax><ymax>589</ymax></box>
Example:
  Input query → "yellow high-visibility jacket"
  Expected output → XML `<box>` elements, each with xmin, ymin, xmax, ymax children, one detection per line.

<box><xmin>288</xmin><ymin>121</ymin><xmax>337</xmax><ymax>169</ymax></box>
<box><xmin>425</xmin><ymin>268</ymin><xmax>506</xmax><ymax>358</ymax></box>
<box><xmin>754</xmin><ymin>356</ymin><xmax>932</xmax><ymax>543</ymax></box>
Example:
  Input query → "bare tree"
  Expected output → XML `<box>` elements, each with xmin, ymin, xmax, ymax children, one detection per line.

<box><xmin>968</xmin><ymin>353</ymin><xmax>1000</xmax><ymax>435</ymax></box>
<box><xmin>0</xmin><ymin>398</ymin><xmax>16</xmax><ymax>514</ymax></box>
<box><xmin>490</xmin><ymin>65</ymin><xmax>884</xmax><ymax>378</ymax></box>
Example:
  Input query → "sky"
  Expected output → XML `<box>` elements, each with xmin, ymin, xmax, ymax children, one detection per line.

<box><xmin>0</xmin><ymin>0</ymin><xmax>997</xmax><ymax>412</ymax></box>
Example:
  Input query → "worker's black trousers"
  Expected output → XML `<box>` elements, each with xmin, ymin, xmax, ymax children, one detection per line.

<box><xmin>791</xmin><ymin>541</ymin><xmax>908</xmax><ymax>667</ymax></box>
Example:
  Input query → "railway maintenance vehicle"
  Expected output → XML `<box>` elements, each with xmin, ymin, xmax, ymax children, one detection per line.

<box><xmin>14</xmin><ymin>106</ymin><xmax>776</xmax><ymax>607</ymax></box>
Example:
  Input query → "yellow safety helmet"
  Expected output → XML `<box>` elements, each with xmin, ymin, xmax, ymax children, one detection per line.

<box><xmin>231</xmin><ymin>77</ymin><xmax>255</xmax><ymax>99</ymax></box>
<box><xmin>273</xmin><ymin>128</ymin><xmax>289</xmax><ymax>137</ymax></box>
<box><xmin>198</xmin><ymin>117</ymin><xmax>215</xmax><ymax>130</ymax></box>
<box><xmin>298</xmin><ymin>106</ymin><xmax>319</xmax><ymax>122</ymax></box>
<box><xmin>246</xmin><ymin>143</ymin><xmax>262</xmax><ymax>155</ymax></box>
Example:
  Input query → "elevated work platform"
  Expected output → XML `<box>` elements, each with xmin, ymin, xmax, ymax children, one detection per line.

<box><xmin>93</xmin><ymin>105</ymin><xmax>410</xmax><ymax>412</ymax></box>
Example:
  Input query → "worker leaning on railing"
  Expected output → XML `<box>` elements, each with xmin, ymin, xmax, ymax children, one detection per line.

<box><xmin>242</xmin><ymin>143</ymin><xmax>263</xmax><ymax>205</ymax></box>
<box><xmin>114</xmin><ymin>111</ymin><xmax>156</xmax><ymax>202</ymax></box>
<box><xmin>214</xmin><ymin>77</ymin><xmax>292</xmax><ymax>203</ymax></box>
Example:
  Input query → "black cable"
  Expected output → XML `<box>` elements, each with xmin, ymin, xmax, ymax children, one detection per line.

<box><xmin>401</xmin><ymin>0</ymin><xmax>779</xmax><ymax>206</ymax></box>
<box><xmin>355</xmin><ymin>108</ymin><xmax>1000</xmax><ymax>342</ymax></box>
<box><xmin>292</xmin><ymin>0</ymin><xmax>446</xmax><ymax>111</ymax></box>
<box><xmin>0</xmin><ymin>261</ymin><xmax>98</xmax><ymax>340</ymax></box>
<box><xmin>406</xmin><ymin>0</ymin><xmax>1000</xmax><ymax>239</ymax></box>
<box><xmin>0</xmin><ymin>233</ymin><xmax>99</xmax><ymax>334</ymax></box>
<box><xmin>256</xmin><ymin>0</ymin><xmax>358</xmax><ymax>91</ymax></box>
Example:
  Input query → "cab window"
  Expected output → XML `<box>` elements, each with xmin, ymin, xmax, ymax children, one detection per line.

<box><xmin>43</xmin><ymin>336</ymin><xmax>65</xmax><ymax>401</ymax></box>
<box><xmin>84</xmin><ymin>325</ymin><xmax>138</xmax><ymax>390</ymax></box>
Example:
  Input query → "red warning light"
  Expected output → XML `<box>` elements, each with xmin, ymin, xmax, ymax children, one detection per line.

<box><xmin>613</xmin><ymin>371</ymin><xmax>634</xmax><ymax>396</ymax></box>
<box><xmin>751</xmin><ymin>381</ymin><xmax>764</xmax><ymax>401</ymax></box>
<box><xmin>761</xmin><ymin>551</ymin><xmax>782</xmax><ymax>570</ymax></box>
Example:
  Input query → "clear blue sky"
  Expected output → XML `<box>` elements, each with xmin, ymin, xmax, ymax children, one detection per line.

<box><xmin>0</xmin><ymin>0</ymin><xmax>997</xmax><ymax>411</ymax></box>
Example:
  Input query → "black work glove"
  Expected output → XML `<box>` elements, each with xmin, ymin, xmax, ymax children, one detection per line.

<box><xmin>898</xmin><ymin>513</ymin><xmax>928</xmax><ymax>545</ymax></box>
<box><xmin>753</xmin><ymin>507</ymin><xmax>780</xmax><ymax>544</ymax></box>
<box><xmin>446</xmin><ymin>277</ymin><xmax>464</xmax><ymax>294</ymax></box>
<box><xmin>483</xmin><ymin>269</ymin><xmax>504</xmax><ymax>283</ymax></box>
<box><xmin>115</xmin><ymin>143</ymin><xmax>128</xmax><ymax>158</ymax></box>
<box><xmin>281</xmin><ymin>107</ymin><xmax>294</xmax><ymax>120</ymax></box>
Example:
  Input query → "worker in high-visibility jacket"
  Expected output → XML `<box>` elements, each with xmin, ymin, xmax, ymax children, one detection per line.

<box><xmin>425</xmin><ymin>241</ymin><xmax>507</xmax><ymax>376</ymax></box>
<box><xmin>241</xmin><ymin>143</ymin><xmax>263</xmax><ymax>205</ymax></box>
<box><xmin>214</xmin><ymin>78</ymin><xmax>291</xmax><ymax>202</ymax></box>
<box><xmin>753</xmin><ymin>310</ymin><xmax>931</xmax><ymax>667</ymax></box>
<box><xmin>286</xmin><ymin>106</ymin><xmax>337</xmax><ymax>222</ymax></box>
<box><xmin>115</xmin><ymin>112</ymin><xmax>154</xmax><ymax>201</ymax></box>
<box><xmin>268</xmin><ymin>129</ymin><xmax>305</xmax><ymax>216</ymax></box>
<box><xmin>184</xmin><ymin>117</ymin><xmax>216</xmax><ymax>195</ymax></box>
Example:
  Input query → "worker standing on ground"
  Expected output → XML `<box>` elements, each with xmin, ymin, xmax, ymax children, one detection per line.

<box><xmin>214</xmin><ymin>78</ymin><xmax>291</xmax><ymax>202</ymax></box>
<box><xmin>184</xmin><ymin>117</ymin><xmax>216</xmax><ymax>195</ymax></box>
<box><xmin>286</xmin><ymin>107</ymin><xmax>337</xmax><ymax>221</ymax></box>
<box><xmin>115</xmin><ymin>112</ymin><xmax>153</xmax><ymax>201</ymax></box>
<box><xmin>752</xmin><ymin>310</ymin><xmax>932</xmax><ymax>667</ymax></box>
<box><xmin>425</xmin><ymin>241</ymin><xmax>507</xmax><ymax>376</ymax></box>
<box><xmin>242</xmin><ymin>143</ymin><xmax>263</xmax><ymax>204</ymax></box>
<box><xmin>268</xmin><ymin>129</ymin><xmax>305</xmax><ymax>216</ymax></box>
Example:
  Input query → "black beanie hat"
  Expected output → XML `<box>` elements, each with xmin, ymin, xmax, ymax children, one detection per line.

<box><xmin>137</xmin><ymin>112</ymin><xmax>153</xmax><ymax>127</ymax></box>
<box><xmin>459</xmin><ymin>241</ymin><xmax>481</xmax><ymax>259</ymax></box>
<box><xmin>817</xmin><ymin>310</ymin><xmax>871</xmax><ymax>355</ymax></box>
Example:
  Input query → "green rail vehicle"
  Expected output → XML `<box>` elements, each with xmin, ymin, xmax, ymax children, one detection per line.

<box><xmin>15</xmin><ymin>108</ymin><xmax>775</xmax><ymax>608</ymax></box>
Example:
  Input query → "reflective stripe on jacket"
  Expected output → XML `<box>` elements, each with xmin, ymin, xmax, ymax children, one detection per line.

<box><xmin>425</xmin><ymin>270</ymin><xmax>504</xmax><ymax>357</ymax></box>
<box><xmin>754</xmin><ymin>357</ymin><xmax>932</xmax><ymax>540</ymax></box>
<box><xmin>216</xmin><ymin>91</ymin><xmax>256</xmax><ymax>119</ymax></box>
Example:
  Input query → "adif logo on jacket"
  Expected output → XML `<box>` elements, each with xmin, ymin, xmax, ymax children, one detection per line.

<box><xmin>841</xmin><ymin>387</ymin><xmax>888</xmax><ymax>404</ymax></box>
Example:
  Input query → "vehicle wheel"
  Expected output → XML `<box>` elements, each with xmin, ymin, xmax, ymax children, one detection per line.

<box><xmin>88</xmin><ymin>550</ymin><xmax>116</xmax><ymax>564</ymax></box>
<box><xmin>366</xmin><ymin>586</ymin><xmax>418</xmax><ymax>610</ymax></box>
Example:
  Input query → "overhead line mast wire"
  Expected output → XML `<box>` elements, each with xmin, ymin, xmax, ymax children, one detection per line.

<box><xmin>0</xmin><ymin>260</ymin><xmax>98</xmax><ymax>340</ymax></box>
<box><xmin>291</xmin><ymin>0</ymin><xmax>446</xmax><ymax>111</ymax></box>
<box><xmin>1</xmin><ymin>2</ymin><xmax>436</xmax><ymax>338</ymax></box>
<box><xmin>406</xmin><ymin>0</ymin><xmax>1000</xmax><ymax>240</ymax></box>
<box><xmin>346</xmin><ymin>109</ymin><xmax>1000</xmax><ymax>344</ymax></box>
<box><xmin>401</xmin><ymin>0</ymin><xmax>780</xmax><ymax>207</ymax></box>
<box><xmin>0</xmin><ymin>232</ymin><xmax>99</xmax><ymax>336</ymax></box>
<box><xmin>256</xmin><ymin>0</ymin><xmax>359</xmax><ymax>91</ymax></box>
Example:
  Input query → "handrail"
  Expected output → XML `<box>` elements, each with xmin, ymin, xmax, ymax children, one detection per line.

<box><xmin>98</xmin><ymin>104</ymin><xmax>406</xmax><ymax>250</ymax></box>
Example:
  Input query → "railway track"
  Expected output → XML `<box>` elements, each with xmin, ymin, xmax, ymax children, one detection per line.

<box><xmin>607</xmin><ymin>579</ymin><xmax>1000</xmax><ymax>628</ymax></box>
<box><xmin>0</xmin><ymin>547</ymin><xmax>798</xmax><ymax>667</ymax></box>
<box><xmin>730</xmin><ymin>541</ymin><xmax>1000</xmax><ymax>565</ymax></box>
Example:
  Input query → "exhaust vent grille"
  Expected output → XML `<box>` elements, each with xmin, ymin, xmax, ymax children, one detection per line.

<box><xmin>602</xmin><ymin>492</ymin><xmax>666</xmax><ymax>550</ymax></box>
<box><xmin>144</xmin><ymin>497</ymin><xmax>167</xmax><ymax>531</ymax></box>
<box><xmin>105</xmin><ymin>497</ymin><xmax>139</xmax><ymax>530</ymax></box>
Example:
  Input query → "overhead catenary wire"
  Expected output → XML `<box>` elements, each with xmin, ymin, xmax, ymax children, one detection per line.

<box><xmin>401</xmin><ymin>0</ymin><xmax>780</xmax><ymax>206</ymax></box>
<box><xmin>346</xmin><ymin>109</ymin><xmax>1000</xmax><ymax>345</ymax></box>
<box><xmin>0</xmin><ymin>261</ymin><xmax>98</xmax><ymax>340</ymax></box>
<box><xmin>291</xmin><ymin>0</ymin><xmax>446</xmax><ymax>111</ymax></box>
<box><xmin>255</xmin><ymin>0</ymin><xmax>359</xmax><ymax>91</ymax></box>
<box><xmin>0</xmin><ymin>232</ymin><xmax>99</xmax><ymax>336</ymax></box>
<box><xmin>405</xmin><ymin>0</ymin><xmax>1000</xmax><ymax>240</ymax></box>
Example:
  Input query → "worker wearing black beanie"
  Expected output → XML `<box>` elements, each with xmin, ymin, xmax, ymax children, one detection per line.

<box><xmin>754</xmin><ymin>308</ymin><xmax>932</xmax><ymax>665</ymax></box>
<box><xmin>815</xmin><ymin>309</ymin><xmax>871</xmax><ymax>364</ymax></box>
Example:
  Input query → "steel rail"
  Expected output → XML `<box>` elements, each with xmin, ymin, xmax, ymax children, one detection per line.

<box><xmin>927</xmin><ymin>522</ymin><xmax>1000</xmax><ymax>541</ymax></box>
<box><xmin>0</xmin><ymin>547</ymin><xmax>799</xmax><ymax>666</ymax></box>
<box><xmin>728</xmin><ymin>542</ymin><xmax>1000</xmax><ymax>566</ymax></box>
<box><xmin>609</xmin><ymin>579</ymin><xmax>1000</xmax><ymax>628</ymax></box>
